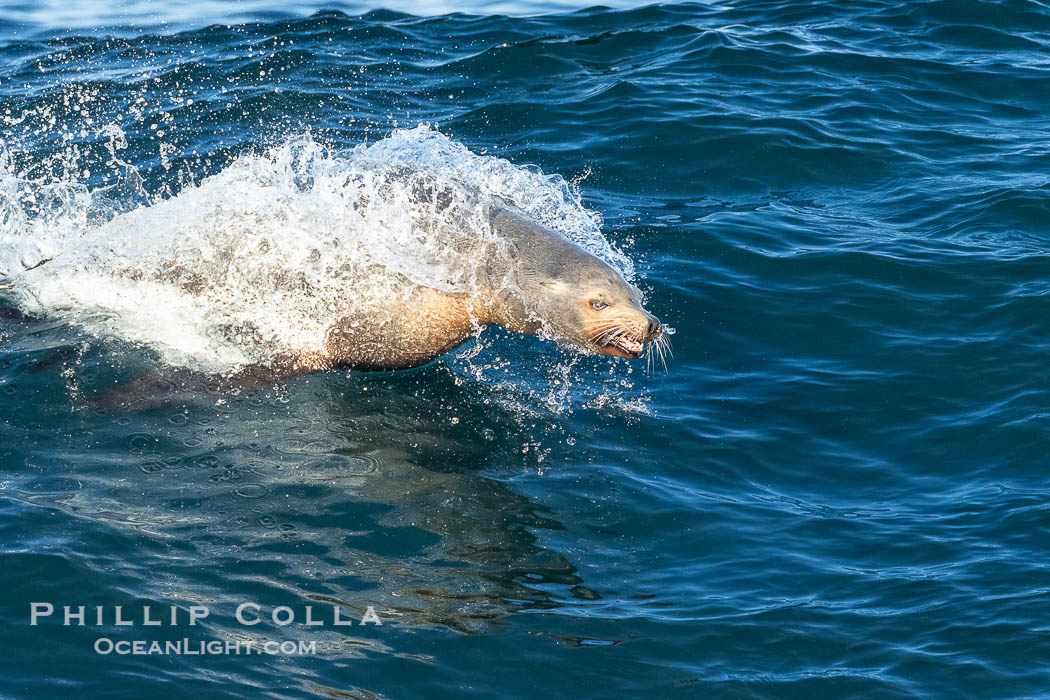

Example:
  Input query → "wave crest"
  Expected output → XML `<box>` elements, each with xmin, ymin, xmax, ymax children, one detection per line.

<box><xmin>0</xmin><ymin>125</ymin><xmax>631</xmax><ymax>373</ymax></box>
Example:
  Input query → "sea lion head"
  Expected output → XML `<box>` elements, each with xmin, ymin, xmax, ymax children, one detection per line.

<box><xmin>531</xmin><ymin>254</ymin><xmax>662</xmax><ymax>359</ymax></box>
<box><xmin>484</xmin><ymin>203</ymin><xmax>665</xmax><ymax>362</ymax></box>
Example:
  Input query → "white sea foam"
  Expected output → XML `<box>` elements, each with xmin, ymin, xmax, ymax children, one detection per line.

<box><xmin>0</xmin><ymin>125</ymin><xmax>633</xmax><ymax>374</ymax></box>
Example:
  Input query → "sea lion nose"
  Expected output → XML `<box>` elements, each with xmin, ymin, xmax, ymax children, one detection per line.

<box><xmin>645</xmin><ymin>313</ymin><xmax>661</xmax><ymax>340</ymax></box>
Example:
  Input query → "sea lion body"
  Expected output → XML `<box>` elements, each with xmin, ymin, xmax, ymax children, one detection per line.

<box><xmin>302</xmin><ymin>201</ymin><xmax>663</xmax><ymax>374</ymax></box>
<box><xmin>321</xmin><ymin>286</ymin><xmax>479</xmax><ymax>371</ymax></box>
<box><xmin>62</xmin><ymin>192</ymin><xmax>666</xmax><ymax>410</ymax></box>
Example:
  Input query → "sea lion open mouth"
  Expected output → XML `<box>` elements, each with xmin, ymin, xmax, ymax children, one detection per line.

<box><xmin>597</xmin><ymin>332</ymin><xmax>645</xmax><ymax>359</ymax></box>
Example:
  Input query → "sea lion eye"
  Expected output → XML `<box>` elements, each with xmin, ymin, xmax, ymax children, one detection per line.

<box><xmin>590</xmin><ymin>300</ymin><xmax>608</xmax><ymax>310</ymax></box>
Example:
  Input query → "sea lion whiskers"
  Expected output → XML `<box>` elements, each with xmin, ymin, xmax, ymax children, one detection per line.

<box><xmin>582</xmin><ymin>321</ymin><xmax>621</xmax><ymax>340</ymax></box>
<box><xmin>583</xmin><ymin>321</ymin><xmax>623</xmax><ymax>342</ymax></box>
<box><xmin>583</xmin><ymin>318</ymin><xmax>639</xmax><ymax>339</ymax></box>
<box><xmin>587</xmin><ymin>323</ymin><xmax>631</xmax><ymax>351</ymax></box>
<box><xmin>587</xmin><ymin>317</ymin><xmax>645</xmax><ymax>349</ymax></box>
<box><xmin>644</xmin><ymin>331</ymin><xmax>672</xmax><ymax>374</ymax></box>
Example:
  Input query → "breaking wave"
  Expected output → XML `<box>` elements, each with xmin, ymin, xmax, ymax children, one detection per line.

<box><xmin>0</xmin><ymin>125</ymin><xmax>633</xmax><ymax>374</ymax></box>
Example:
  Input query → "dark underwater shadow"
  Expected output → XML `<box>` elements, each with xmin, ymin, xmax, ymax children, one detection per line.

<box><xmin>277</xmin><ymin>368</ymin><xmax>585</xmax><ymax>634</ymax></box>
<box><xmin>7</xmin><ymin>334</ymin><xmax>587</xmax><ymax>638</ymax></box>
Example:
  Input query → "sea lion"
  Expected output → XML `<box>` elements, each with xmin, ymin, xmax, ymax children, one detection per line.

<box><xmin>62</xmin><ymin>193</ymin><xmax>666</xmax><ymax>410</ymax></box>
<box><xmin>291</xmin><ymin>200</ymin><xmax>665</xmax><ymax>374</ymax></box>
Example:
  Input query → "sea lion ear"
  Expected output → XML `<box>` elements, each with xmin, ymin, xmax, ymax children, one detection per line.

<box><xmin>541</xmin><ymin>279</ymin><xmax>565</xmax><ymax>291</ymax></box>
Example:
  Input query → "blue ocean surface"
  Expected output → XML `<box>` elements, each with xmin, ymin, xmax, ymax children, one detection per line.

<box><xmin>1</xmin><ymin>0</ymin><xmax>1050</xmax><ymax>697</ymax></box>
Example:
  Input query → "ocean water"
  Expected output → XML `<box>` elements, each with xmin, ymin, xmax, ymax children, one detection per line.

<box><xmin>1</xmin><ymin>0</ymin><xmax>1049</xmax><ymax>697</ymax></box>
